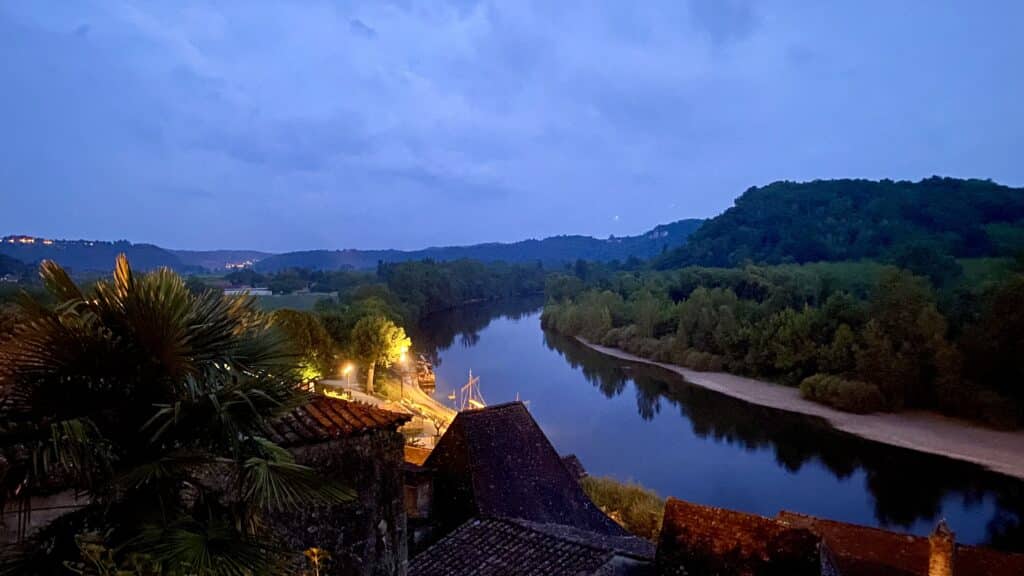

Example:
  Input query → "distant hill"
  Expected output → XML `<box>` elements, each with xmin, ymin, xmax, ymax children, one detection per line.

<box><xmin>254</xmin><ymin>219</ymin><xmax>705</xmax><ymax>272</ymax></box>
<box><xmin>0</xmin><ymin>236</ymin><xmax>185</xmax><ymax>273</ymax></box>
<box><xmin>0</xmin><ymin>253</ymin><xmax>26</xmax><ymax>276</ymax></box>
<box><xmin>654</xmin><ymin>177</ymin><xmax>1024</xmax><ymax>269</ymax></box>
<box><xmin>171</xmin><ymin>250</ymin><xmax>273</xmax><ymax>271</ymax></box>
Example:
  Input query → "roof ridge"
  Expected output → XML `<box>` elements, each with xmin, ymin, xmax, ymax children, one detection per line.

<box><xmin>477</xmin><ymin>516</ymin><xmax>618</xmax><ymax>558</ymax></box>
<box><xmin>778</xmin><ymin>510</ymin><xmax>925</xmax><ymax>541</ymax></box>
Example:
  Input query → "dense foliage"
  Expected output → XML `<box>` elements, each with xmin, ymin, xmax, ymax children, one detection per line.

<box><xmin>349</xmin><ymin>316</ymin><xmax>411</xmax><ymax>395</ymax></box>
<box><xmin>655</xmin><ymin>177</ymin><xmax>1024</xmax><ymax>270</ymax></box>
<box><xmin>0</xmin><ymin>256</ymin><xmax>348</xmax><ymax>575</ymax></box>
<box><xmin>543</xmin><ymin>259</ymin><xmax>1024</xmax><ymax>427</ymax></box>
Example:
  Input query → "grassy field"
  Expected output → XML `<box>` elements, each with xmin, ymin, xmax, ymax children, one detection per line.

<box><xmin>254</xmin><ymin>292</ymin><xmax>332</xmax><ymax>311</ymax></box>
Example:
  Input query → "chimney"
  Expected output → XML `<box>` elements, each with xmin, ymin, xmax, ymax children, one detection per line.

<box><xmin>928</xmin><ymin>520</ymin><xmax>955</xmax><ymax>576</ymax></box>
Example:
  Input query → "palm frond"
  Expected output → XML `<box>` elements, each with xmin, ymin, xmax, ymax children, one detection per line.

<box><xmin>137</xmin><ymin>519</ymin><xmax>284</xmax><ymax>576</ymax></box>
<box><xmin>242</xmin><ymin>452</ymin><xmax>354</xmax><ymax>513</ymax></box>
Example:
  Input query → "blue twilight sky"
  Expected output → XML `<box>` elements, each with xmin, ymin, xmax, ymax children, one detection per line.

<box><xmin>1</xmin><ymin>1</ymin><xmax>1022</xmax><ymax>252</ymax></box>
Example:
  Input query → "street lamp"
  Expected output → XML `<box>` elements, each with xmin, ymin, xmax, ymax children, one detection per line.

<box><xmin>342</xmin><ymin>363</ymin><xmax>354</xmax><ymax>388</ymax></box>
<box><xmin>399</xmin><ymin>350</ymin><xmax>409</xmax><ymax>399</ymax></box>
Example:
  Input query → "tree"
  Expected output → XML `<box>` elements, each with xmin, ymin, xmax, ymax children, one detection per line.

<box><xmin>272</xmin><ymin>309</ymin><xmax>337</xmax><ymax>381</ymax></box>
<box><xmin>0</xmin><ymin>256</ymin><xmax>349</xmax><ymax>575</ymax></box>
<box><xmin>855</xmin><ymin>269</ymin><xmax>953</xmax><ymax>409</ymax></box>
<box><xmin>350</xmin><ymin>315</ymin><xmax>411</xmax><ymax>395</ymax></box>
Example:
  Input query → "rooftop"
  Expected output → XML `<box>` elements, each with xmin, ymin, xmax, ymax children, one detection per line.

<box><xmin>657</xmin><ymin>498</ymin><xmax>823</xmax><ymax>576</ymax></box>
<box><xmin>265</xmin><ymin>396</ymin><xmax>411</xmax><ymax>447</ymax></box>
<box><xmin>778</xmin><ymin>511</ymin><xmax>1024</xmax><ymax>576</ymax></box>
<box><xmin>424</xmin><ymin>401</ymin><xmax>628</xmax><ymax>536</ymax></box>
<box><xmin>409</xmin><ymin>517</ymin><xmax>648</xmax><ymax>576</ymax></box>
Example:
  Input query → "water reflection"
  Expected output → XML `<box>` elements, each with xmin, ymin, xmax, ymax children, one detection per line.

<box><xmin>542</xmin><ymin>330</ymin><xmax>1024</xmax><ymax>550</ymax></box>
<box><xmin>418</xmin><ymin>299</ymin><xmax>1024</xmax><ymax>551</ymax></box>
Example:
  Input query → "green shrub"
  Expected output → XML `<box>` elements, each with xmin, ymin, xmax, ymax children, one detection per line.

<box><xmin>580</xmin><ymin>476</ymin><xmax>664</xmax><ymax>541</ymax></box>
<box><xmin>936</xmin><ymin>379</ymin><xmax>1020</xmax><ymax>429</ymax></box>
<box><xmin>800</xmin><ymin>374</ymin><xmax>886</xmax><ymax>413</ymax></box>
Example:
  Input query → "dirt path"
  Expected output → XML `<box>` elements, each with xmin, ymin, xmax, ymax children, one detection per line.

<box><xmin>580</xmin><ymin>339</ymin><xmax>1024</xmax><ymax>480</ymax></box>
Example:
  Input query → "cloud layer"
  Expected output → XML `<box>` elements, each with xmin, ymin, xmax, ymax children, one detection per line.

<box><xmin>2</xmin><ymin>1</ymin><xmax>1022</xmax><ymax>251</ymax></box>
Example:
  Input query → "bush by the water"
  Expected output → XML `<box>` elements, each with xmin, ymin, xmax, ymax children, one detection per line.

<box><xmin>580</xmin><ymin>476</ymin><xmax>665</xmax><ymax>541</ymax></box>
<box><xmin>799</xmin><ymin>374</ymin><xmax>886</xmax><ymax>414</ymax></box>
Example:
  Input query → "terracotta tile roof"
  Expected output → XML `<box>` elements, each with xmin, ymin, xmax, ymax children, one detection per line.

<box><xmin>657</xmin><ymin>498</ymin><xmax>823</xmax><ymax>576</ymax></box>
<box><xmin>266</xmin><ymin>396</ymin><xmax>411</xmax><ymax>447</ymax></box>
<box><xmin>404</xmin><ymin>445</ymin><xmax>432</xmax><ymax>467</ymax></box>
<box><xmin>777</xmin><ymin>511</ymin><xmax>1024</xmax><ymax>576</ymax></box>
<box><xmin>424</xmin><ymin>402</ymin><xmax>629</xmax><ymax>537</ymax></box>
<box><xmin>409</xmin><ymin>517</ymin><xmax>621</xmax><ymax>576</ymax></box>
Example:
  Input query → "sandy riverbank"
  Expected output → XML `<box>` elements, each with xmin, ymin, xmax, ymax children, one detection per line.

<box><xmin>579</xmin><ymin>338</ymin><xmax>1024</xmax><ymax>480</ymax></box>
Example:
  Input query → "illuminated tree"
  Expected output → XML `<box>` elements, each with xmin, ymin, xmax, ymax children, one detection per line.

<box><xmin>350</xmin><ymin>315</ymin><xmax>411</xmax><ymax>395</ymax></box>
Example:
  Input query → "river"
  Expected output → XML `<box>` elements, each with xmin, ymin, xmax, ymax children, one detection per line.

<box><xmin>415</xmin><ymin>298</ymin><xmax>1023</xmax><ymax>550</ymax></box>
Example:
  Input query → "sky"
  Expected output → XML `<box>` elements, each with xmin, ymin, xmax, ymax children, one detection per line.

<box><xmin>1</xmin><ymin>1</ymin><xmax>1022</xmax><ymax>252</ymax></box>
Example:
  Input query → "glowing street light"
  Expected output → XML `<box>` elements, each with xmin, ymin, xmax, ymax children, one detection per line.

<box><xmin>342</xmin><ymin>363</ymin><xmax>354</xmax><ymax>387</ymax></box>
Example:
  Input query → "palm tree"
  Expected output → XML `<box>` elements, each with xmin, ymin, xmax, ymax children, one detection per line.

<box><xmin>0</xmin><ymin>256</ymin><xmax>350</xmax><ymax>575</ymax></box>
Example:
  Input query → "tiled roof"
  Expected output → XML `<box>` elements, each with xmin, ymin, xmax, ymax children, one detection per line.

<box><xmin>657</xmin><ymin>498</ymin><xmax>823</xmax><ymax>576</ymax></box>
<box><xmin>266</xmin><ymin>396</ymin><xmax>411</xmax><ymax>447</ymax></box>
<box><xmin>404</xmin><ymin>445</ymin><xmax>432</xmax><ymax>467</ymax></box>
<box><xmin>778</xmin><ymin>511</ymin><xmax>1024</xmax><ymax>576</ymax></box>
<box><xmin>424</xmin><ymin>402</ymin><xmax>628</xmax><ymax>537</ymax></box>
<box><xmin>409</xmin><ymin>517</ymin><xmax>616</xmax><ymax>576</ymax></box>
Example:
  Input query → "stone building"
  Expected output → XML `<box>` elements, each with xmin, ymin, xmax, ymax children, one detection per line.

<box><xmin>259</xmin><ymin>396</ymin><xmax>412</xmax><ymax>576</ymax></box>
<box><xmin>408</xmin><ymin>402</ymin><xmax>655</xmax><ymax>575</ymax></box>
<box><xmin>2</xmin><ymin>396</ymin><xmax>412</xmax><ymax>576</ymax></box>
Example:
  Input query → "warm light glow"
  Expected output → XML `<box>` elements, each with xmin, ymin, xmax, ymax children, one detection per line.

<box><xmin>323</xmin><ymin>388</ymin><xmax>350</xmax><ymax>400</ymax></box>
<box><xmin>342</xmin><ymin>363</ymin><xmax>354</xmax><ymax>375</ymax></box>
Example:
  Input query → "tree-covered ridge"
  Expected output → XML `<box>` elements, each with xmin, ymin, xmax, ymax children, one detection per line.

<box><xmin>656</xmin><ymin>177</ymin><xmax>1024</xmax><ymax>269</ymax></box>
<box><xmin>0</xmin><ymin>237</ymin><xmax>189</xmax><ymax>273</ymax></box>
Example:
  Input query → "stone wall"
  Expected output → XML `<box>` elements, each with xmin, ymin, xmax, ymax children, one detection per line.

<box><xmin>272</xmin><ymin>431</ymin><xmax>408</xmax><ymax>576</ymax></box>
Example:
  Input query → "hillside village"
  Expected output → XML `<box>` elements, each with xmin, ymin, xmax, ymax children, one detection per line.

<box><xmin>6</xmin><ymin>386</ymin><xmax>1023</xmax><ymax>575</ymax></box>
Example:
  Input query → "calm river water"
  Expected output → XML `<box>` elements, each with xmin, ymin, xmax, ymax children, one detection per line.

<box><xmin>415</xmin><ymin>298</ymin><xmax>1023</xmax><ymax>550</ymax></box>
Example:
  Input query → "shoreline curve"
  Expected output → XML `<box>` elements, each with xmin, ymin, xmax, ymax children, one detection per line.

<box><xmin>578</xmin><ymin>337</ymin><xmax>1024</xmax><ymax>480</ymax></box>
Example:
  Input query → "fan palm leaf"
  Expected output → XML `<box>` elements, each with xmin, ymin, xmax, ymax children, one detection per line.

<box><xmin>0</xmin><ymin>255</ymin><xmax>352</xmax><ymax>573</ymax></box>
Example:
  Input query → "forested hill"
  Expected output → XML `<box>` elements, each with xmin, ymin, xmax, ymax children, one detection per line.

<box><xmin>254</xmin><ymin>219</ymin><xmax>704</xmax><ymax>272</ymax></box>
<box><xmin>0</xmin><ymin>253</ymin><xmax>26</xmax><ymax>276</ymax></box>
<box><xmin>654</xmin><ymin>177</ymin><xmax>1024</xmax><ymax>269</ymax></box>
<box><xmin>0</xmin><ymin>237</ymin><xmax>186</xmax><ymax>273</ymax></box>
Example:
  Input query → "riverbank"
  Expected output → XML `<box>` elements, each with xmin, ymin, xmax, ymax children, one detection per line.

<box><xmin>579</xmin><ymin>338</ymin><xmax>1024</xmax><ymax>480</ymax></box>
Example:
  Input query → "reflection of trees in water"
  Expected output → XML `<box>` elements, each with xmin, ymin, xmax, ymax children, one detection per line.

<box><xmin>542</xmin><ymin>329</ymin><xmax>1024</xmax><ymax>551</ymax></box>
<box><xmin>413</xmin><ymin>296</ymin><xmax>545</xmax><ymax>366</ymax></box>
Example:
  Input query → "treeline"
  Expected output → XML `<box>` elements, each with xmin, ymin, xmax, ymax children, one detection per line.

<box><xmin>542</xmin><ymin>259</ymin><xmax>1024</xmax><ymax>427</ymax></box>
<box><xmin>655</xmin><ymin>177</ymin><xmax>1024</xmax><ymax>270</ymax></box>
<box><xmin>248</xmin><ymin>260</ymin><xmax>546</xmax><ymax>383</ymax></box>
<box><xmin>220</xmin><ymin>258</ymin><xmax>547</xmax><ymax>308</ymax></box>
<box><xmin>251</xmin><ymin>218</ymin><xmax>704</xmax><ymax>272</ymax></box>
<box><xmin>2</xmin><ymin>259</ymin><xmax>546</xmax><ymax>390</ymax></box>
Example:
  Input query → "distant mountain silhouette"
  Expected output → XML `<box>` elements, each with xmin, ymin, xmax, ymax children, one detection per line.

<box><xmin>0</xmin><ymin>253</ymin><xmax>26</xmax><ymax>276</ymax></box>
<box><xmin>0</xmin><ymin>219</ymin><xmax>704</xmax><ymax>274</ymax></box>
<box><xmin>171</xmin><ymin>250</ymin><xmax>273</xmax><ymax>271</ymax></box>
<box><xmin>253</xmin><ymin>219</ymin><xmax>705</xmax><ymax>272</ymax></box>
<box><xmin>0</xmin><ymin>237</ymin><xmax>185</xmax><ymax>273</ymax></box>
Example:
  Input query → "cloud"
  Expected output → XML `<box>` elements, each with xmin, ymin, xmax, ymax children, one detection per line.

<box><xmin>1</xmin><ymin>1</ymin><xmax>1022</xmax><ymax>251</ymax></box>
<box><xmin>686</xmin><ymin>0</ymin><xmax>759</xmax><ymax>45</ymax></box>
<box><xmin>349</xmin><ymin>18</ymin><xmax>376</xmax><ymax>38</ymax></box>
